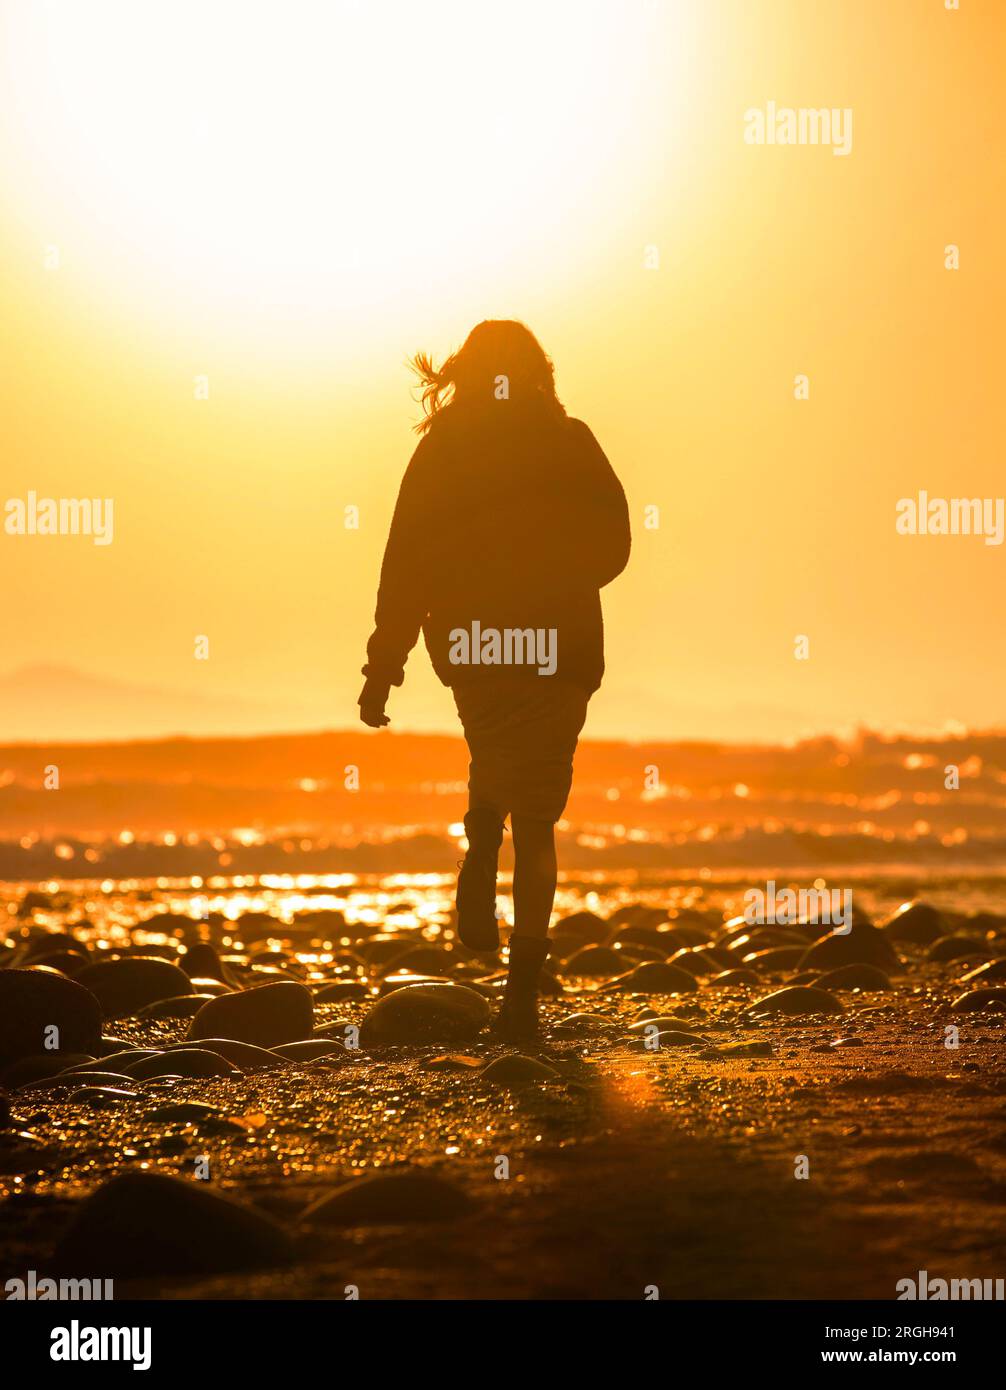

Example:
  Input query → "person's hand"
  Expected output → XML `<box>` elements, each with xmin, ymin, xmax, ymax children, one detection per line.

<box><xmin>358</xmin><ymin>678</ymin><xmax>390</xmax><ymax>728</ymax></box>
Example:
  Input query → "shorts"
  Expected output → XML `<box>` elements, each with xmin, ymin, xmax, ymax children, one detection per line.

<box><xmin>452</xmin><ymin>676</ymin><xmax>590</xmax><ymax>823</ymax></box>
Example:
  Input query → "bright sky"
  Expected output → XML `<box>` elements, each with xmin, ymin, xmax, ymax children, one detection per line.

<box><xmin>1</xmin><ymin>0</ymin><xmax>1003</xmax><ymax>742</ymax></box>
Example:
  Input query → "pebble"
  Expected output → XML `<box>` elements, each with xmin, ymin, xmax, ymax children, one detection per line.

<box><xmin>0</xmin><ymin>969</ymin><xmax>103</xmax><ymax>1065</ymax></box>
<box><xmin>799</xmin><ymin>923</ymin><xmax>900</xmax><ymax>972</ymax></box>
<box><xmin>302</xmin><ymin>1169</ymin><xmax>475</xmax><ymax>1224</ymax></box>
<box><xmin>480</xmin><ymin>1053</ymin><xmax>560</xmax><ymax>1085</ymax></box>
<box><xmin>54</xmin><ymin>1171</ymin><xmax>295</xmax><ymax>1275</ymax></box>
<box><xmin>950</xmin><ymin>987</ymin><xmax>1006</xmax><ymax>1013</ymax></box>
<box><xmin>167</xmin><ymin>1037</ymin><xmax>285</xmax><ymax>1070</ymax></box>
<box><xmin>813</xmin><ymin>963</ymin><xmax>892</xmax><ymax>991</ymax></box>
<box><xmin>880</xmin><ymin>901</ymin><xmax>947</xmax><ymax>944</ymax></box>
<box><xmin>74</xmin><ymin>957</ymin><xmax>193</xmax><ymax>1017</ymax></box>
<box><xmin>745</xmin><ymin>986</ymin><xmax>845</xmax><ymax>1017</ymax></box>
<box><xmin>358</xmin><ymin>983</ymin><xmax>491</xmax><ymax>1047</ymax></box>
<box><xmin>609</xmin><ymin>961</ymin><xmax>699</xmax><ymax>994</ymax></box>
<box><xmin>188</xmin><ymin>981</ymin><xmax>314</xmax><ymax>1048</ymax></box>
<box><xmin>130</xmin><ymin>1049</ymin><xmax>238</xmax><ymax>1079</ymax></box>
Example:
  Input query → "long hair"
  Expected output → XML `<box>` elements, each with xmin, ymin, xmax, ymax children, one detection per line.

<box><xmin>409</xmin><ymin>319</ymin><xmax>566</xmax><ymax>434</ymax></box>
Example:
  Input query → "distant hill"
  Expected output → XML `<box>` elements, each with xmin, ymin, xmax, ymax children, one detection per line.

<box><xmin>0</xmin><ymin>663</ymin><xmax>325</xmax><ymax>741</ymax></box>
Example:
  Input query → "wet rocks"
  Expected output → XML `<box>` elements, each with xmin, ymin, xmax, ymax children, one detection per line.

<box><xmin>188</xmin><ymin>981</ymin><xmax>314</xmax><ymax>1048</ymax></box>
<box><xmin>130</xmin><ymin>1048</ymin><xmax>238</xmax><ymax>1079</ymax></box>
<box><xmin>54</xmin><ymin>1171</ymin><xmax>294</xmax><ymax>1275</ymax></box>
<box><xmin>813</xmin><ymin>963</ymin><xmax>892</xmax><ymax>992</ymax></box>
<box><xmin>0</xmin><ymin>969</ymin><xmax>103</xmax><ymax>1064</ymax></box>
<box><xmin>74</xmin><ymin>957</ymin><xmax>193</xmax><ymax>1017</ymax></box>
<box><xmin>927</xmin><ymin>935</ymin><xmax>993</xmax><ymax>964</ymax></box>
<box><xmin>880</xmin><ymin>901</ymin><xmax>947</xmax><ymax>945</ymax></box>
<box><xmin>798</xmin><ymin>922</ymin><xmax>900</xmax><ymax>972</ymax></box>
<box><xmin>559</xmin><ymin>945</ymin><xmax>625</xmax><ymax>977</ymax></box>
<box><xmin>609</xmin><ymin>961</ymin><xmax>698</xmax><ymax>994</ymax></box>
<box><xmin>745</xmin><ymin>986</ymin><xmax>845</xmax><ymax>1017</ymax></box>
<box><xmin>302</xmin><ymin>1169</ymin><xmax>474</xmax><ymax>1224</ymax></box>
<box><xmin>950</xmin><ymin>987</ymin><xmax>1006</xmax><ymax>1013</ymax></box>
<box><xmin>358</xmin><ymin>983</ymin><xmax>491</xmax><ymax>1047</ymax></box>
<box><xmin>480</xmin><ymin>1053</ymin><xmax>560</xmax><ymax>1086</ymax></box>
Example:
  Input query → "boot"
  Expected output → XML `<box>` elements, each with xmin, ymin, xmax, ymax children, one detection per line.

<box><xmin>456</xmin><ymin>808</ymin><xmax>504</xmax><ymax>952</ymax></box>
<box><xmin>496</xmin><ymin>935</ymin><xmax>550</xmax><ymax>1041</ymax></box>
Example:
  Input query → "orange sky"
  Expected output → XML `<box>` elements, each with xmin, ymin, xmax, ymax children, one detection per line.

<box><xmin>1</xmin><ymin>0</ymin><xmax>1003</xmax><ymax>743</ymax></box>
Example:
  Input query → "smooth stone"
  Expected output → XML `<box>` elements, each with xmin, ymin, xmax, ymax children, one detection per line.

<box><xmin>799</xmin><ymin>923</ymin><xmax>900</xmax><ymax>972</ymax></box>
<box><xmin>950</xmin><ymin>988</ymin><xmax>1006</xmax><ymax>1013</ymax></box>
<box><xmin>626</xmin><ymin>1020</ymin><xmax>708</xmax><ymax>1045</ymax></box>
<box><xmin>0</xmin><ymin>969</ymin><xmax>103</xmax><ymax>1064</ymax></box>
<box><xmin>302</xmin><ymin>1169</ymin><xmax>474</xmax><ymax>1224</ymax></box>
<box><xmin>959</xmin><ymin>959</ymin><xmax>1006</xmax><ymax>984</ymax></box>
<box><xmin>130</xmin><ymin>1049</ymin><xmax>238</xmax><ymax>1079</ymax></box>
<box><xmin>558</xmin><ymin>945</ymin><xmax>625</xmax><ymax>977</ymax></box>
<box><xmin>17</xmin><ymin>1071</ymin><xmax>137</xmax><ymax>1093</ymax></box>
<box><xmin>711</xmin><ymin>968</ymin><xmax>760</xmax><ymax>986</ymax></box>
<box><xmin>480</xmin><ymin>1053</ymin><xmax>560</xmax><ymax>1086</ymax></box>
<box><xmin>271</xmin><ymin>1040</ymin><xmax>341</xmax><ymax>1061</ymax></box>
<box><xmin>880</xmin><ymin>901</ymin><xmax>947</xmax><ymax>944</ymax></box>
<box><xmin>167</xmin><ymin>1038</ymin><xmax>286</xmax><ymax>1070</ymax></box>
<box><xmin>554</xmin><ymin>1012</ymin><xmax>612</xmax><ymax>1029</ymax></box>
<box><xmin>64</xmin><ymin>1049</ymin><xmax>162</xmax><ymax>1074</ymax></box>
<box><xmin>138</xmin><ymin>994</ymin><xmax>217</xmax><ymax>1019</ymax></box>
<box><xmin>667</xmin><ymin>948</ymin><xmax>724</xmax><ymax>978</ymax></box>
<box><xmin>0</xmin><ymin>1052</ymin><xmax>96</xmax><ymax>1088</ymax></box>
<box><xmin>813</xmin><ymin>963</ymin><xmax>892</xmax><ymax>992</ymax></box>
<box><xmin>180</xmin><ymin>942</ymin><xmax>227</xmax><ymax>980</ymax></box>
<box><xmin>718</xmin><ymin>1040</ymin><xmax>776</xmax><ymax>1057</ymax></box>
<box><xmin>358</xmin><ymin>983</ymin><xmax>491</xmax><ymax>1047</ymax></box>
<box><xmin>74</xmin><ymin>957</ymin><xmax>193</xmax><ymax>1017</ymax></box>
<box><xmin>54</xmin><ymin>1171</ymin><xmax>294</xmax><ymax>1275</ymax></box>
<box><xmin>746</xmin><ymin>986</ymin><xmax>845</xmax><ymax>1017</ymax></box>
<box><xmin>742</xmin><ymin>946</ymin><xmax>807</xmax><ymax>972</ymax></box>
<box><xmin>927</xmin><ymin>935</ymin><xmax>993</xmax><ymax>964</ymax></box>
<box><xmin>609</xmin><ymin>961</ymin><xmax>699</xmax><ymax>994</ymax></box>
<box><xmin>188</xmin><ymin>981</ymin><xmax>314</xmax><ymax>1048</ymax></box>
<box><xmin>550</xmin><ymin>911</ymin><xmax>610</xmax><ymax>946</ymax></box>
<box><xmin>70</xmin><ymin>1086</ymin><xmax>136</xmax><ymax>1107</ymax></box>
<box><xmin>146</xmin><ymin>1101</ymin><xmax>221</xmax><ymax>1122</ymax></box>
<box><xmin>626</xmin><ymin>1030</ymin><xmax>706</xmax><ymax>1051</ymax></box>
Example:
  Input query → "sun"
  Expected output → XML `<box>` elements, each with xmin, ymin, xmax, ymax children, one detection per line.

<box><xmin>0</xmin><ymin>0</ymin><xmax>674</xmax><ymax>363</ymax></box>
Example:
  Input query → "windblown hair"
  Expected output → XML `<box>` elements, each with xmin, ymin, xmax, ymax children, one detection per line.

<box><xmin>410</xmin><ymin>319</ymin><xmax>566</xmax><ymax>434</ymax></box>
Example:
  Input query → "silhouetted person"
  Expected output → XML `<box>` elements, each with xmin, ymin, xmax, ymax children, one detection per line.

<box><xmin>360</xmin><ymin>320</ymin><xmax>629</xmax><ymax>1039</ymax></box>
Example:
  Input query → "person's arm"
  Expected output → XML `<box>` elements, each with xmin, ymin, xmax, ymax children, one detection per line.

<box><xmin>568</xmin><ymin>420</ymin><xmax>631</xmax><ymax>588</ymax></box>
<box><xmin>359</xmin><ymin>435</ymin><xmax>435</xmax><ymax>725</ymax></box>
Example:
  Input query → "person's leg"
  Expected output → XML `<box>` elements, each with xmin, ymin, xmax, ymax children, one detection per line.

<box><xmin>511</xmin><ymin>814</ymin><xmax>556</xmax><ymax>940</ymax></box>
<box><xmin>498</xmin><ymin>814</ymin><xmax>556</xmax><ymax>1039</ymax></box>
<box><xmin>456</xmin><ymin>802</ymin><xmax>505</xmax><ymax>952</ymax></box>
